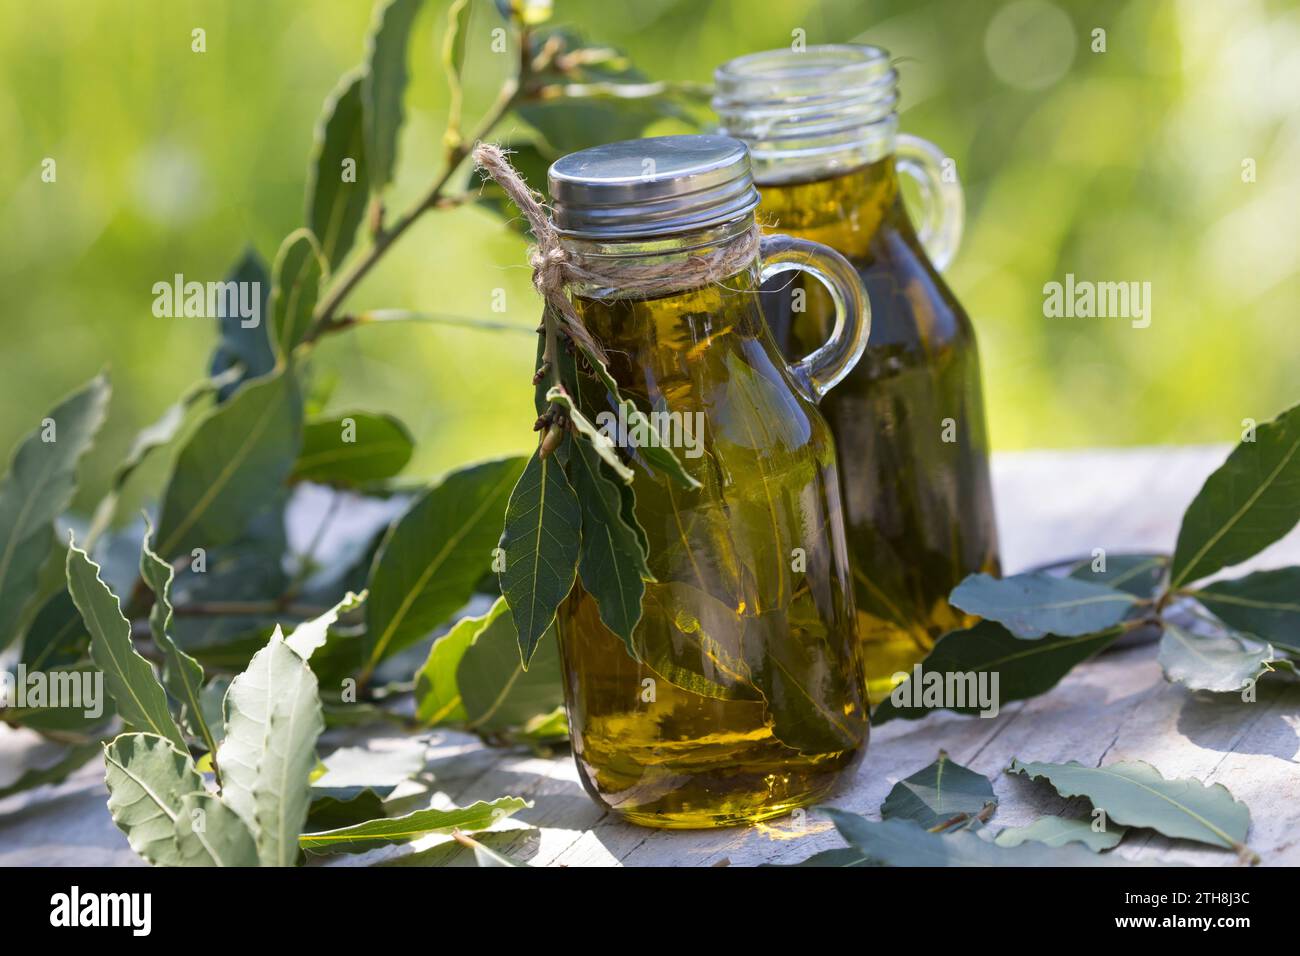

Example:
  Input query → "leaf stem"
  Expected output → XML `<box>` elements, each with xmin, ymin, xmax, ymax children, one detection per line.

<box><xmin>167</xmin><ymin>600</ymin><xmax>333</xmax><ymax>619</ymax></box>
<box><xmin>304</xmin><ymin>25</ymin><xmax>549</xmax><ymax>346</ymax></box>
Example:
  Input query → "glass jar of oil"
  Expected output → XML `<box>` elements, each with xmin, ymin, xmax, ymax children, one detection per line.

<box><xmin>715</xmin><ymin>45</ymin><xmax>1002</xmax><ymax>703</ymax></box>
<box><xmin>547</xmin><ymin>135</ymin><xmax>871</xmax><ymax>827</ymax></box>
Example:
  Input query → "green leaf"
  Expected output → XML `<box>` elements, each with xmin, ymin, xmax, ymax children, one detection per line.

<box><xmin>311</xmin><ymin>741</ymin><xmax>424</xmax><ymax>801</ymax></box>
<box><xmin>1157</xmin><ymin>622</ymin><xmax>1277</xmax><ymax>693</ymax></box>
<box><xmin>20</xmin><ymin>589</ymin><xmax>88</xmax><ymax>671</ymax></box>
<box><xmin>872</xmin><ymin>620</ymin><xmax>1125</xmax><ymax>725</ymax></box>
<box><xmin>0</xmin><ymin>373</ymin><xmax>109</xmax><ymax>649</ymax></box>
<box><xmin>299</xmin><ymin>796</ymin><xmax>529</xmax><ymax>854</ymax></box>
<box><xmin>515</xmin><ymin>28</ymin><xmax>701</xmax><ymax>155</ymax></box>
<box><xmin>1</xmin><ymin>661</ymin><xmax>116</xmax><ymax>735</ymax></box>
<box><xmin>364</xmin><ymin>456</ymin><xmax>525</xmax><ymax>672</ymax></box>
<box><xmin>1170</xmin><ymin>402</ymin><xmax>1300</xmax><ymax>588</ymax></box>
<box><xmin>567</xmin><ymin>438</ymin><xmax>650</xmax><ymax>649</ymax></box>
<box><xmin>85</xmin><ymin>371</ymin><xmax>236</xmax><ymax>549</ymax></box>
<box><xmin>208</xmin><ymin>249</ymin><xmax>274</xmax><ymax>399</ymax></box>
<box><xmin>950</xmin><ymin>572</ymin><xmax>1138</xmax><ymax>639</ymax></box>
<box><xmin>516</xmin><ymin>704</ymin><xmax>568</xmax><ymax>743</ymax></box>
<box><xmin>1009</xmin><ymin>758</ymin><xmax>1256</xmax><ymax>860</ymax></box>
<box><xmin>571</xmin><ymin>342</ymin><xmax>700</xmax><ymax>490</ymax></box>
<box><xmin>307</xmin><ymin>70</ymin><xmax>368</xmax><ymax>271</ymax></box>
<box><xmin>103</xmin><ymin>733</ymin><xmax>204</xmax><ymax>866</ymax></box>
<box><xmin>292</xmin><ymin>412</ymin><xmax>413</xmax><ymax>487</ymax></box>
<box><xmin>307</xmin><ymin>790</ymin><xmax>386</xmax><ymax>831</ymax></box>
<box><xmin>880</xmin><ymin>751</ymin><xmax>997</xmax><ymax>829</ymax></box>
<box><xmin>994</xmin><ymin>816</ymin><xmax>1126</xmax><ymax>851</ymax></box>
<box><xmin>0</xmin><ymin>741</ymin><xmax>101</xmax><ymax>799</ymax></box>
<box><xmin>457</xmin><ymin>597</ymin><xmax>564</xmax><ymax>734</ymax></box>
<box><xmin>1068</xmin><ymin>553</ymin><xmax>1168</xmax><ymax>599</ymax></box>
<box><xmin>361</xmin><ymin>0</ymin><xmax>425</xmax><ymax>190</ymax></box>
<box><xmin>617</xmin><ymin>475</ymin><xmax>650</xmax><ymax>557</ymax></box>
<box><xmin>154</xmin><ymin>366</ymin><xmax>303</xmax><ymax>560</ymax></box>
<box><xmin>498</xmin><ymin>451</ymin><xmax>581</xmax><ymax>664</ymax></box>
<box><xmin>1195</xmin><ymin>567</ymin><xmax>1300</xmax><ymax>655</ymax></box>
<box><xmin>269</xmin><ymin>229</ymin><xmax>326</xmax><ymax>359</ymax></box>
<box><xmin>545</xmin><ymin>385</ymin><xmax>633</xmax><ymax>483</ymax></box>
<box><xmin>216</xmin><ymin>629</ymin><xmax>324</xmax><ymax>867</ymax></box>
<box><xmin>140</xmin><ymin>524</ymin><xmax>217</xmax><ymax>755</ymax></box>
<box><xmin>67</xmin><ymin>542</ymin><xmax>187</xmax><ymax>750</ymax></box>
<box><xmin>815</xmin><ymin>810</ymin><xmax>1134</xmax><ymax>867</ymax></box>
<box><xmin>285</xmin><ymin>590</ymin><xmax>366</xmax><ymax>661</ymax></box>
<box><xmin>174</xmin><ymin>792</ymin><xmax>260</xmax><ymax>867</ymax></box>
<box><xmin>442</xmin><ymin>0</ymin><xmax>472</xmax><ymax>147</ymax></box>
<box><xmin>414</xmin><ymin>603</ymin><xmax>497</xmax><ymax>725</ymax></box>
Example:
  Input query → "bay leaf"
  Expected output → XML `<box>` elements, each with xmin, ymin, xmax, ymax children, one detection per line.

<box><xmin>207</xmin><ymin>249</ymin><xmax>274</xmax><ymax>400</ymax></box>
<box><xmin>306</xmin><ymin>70</ymin><xmax>368</xmax><ymax>270</ymax></box>
<box><xmin>365</xmin><ymin>456</ymin><xmax>524</xmax><ymax>672</ymax></box>
<box><xmin>174</xmin><ymin>791</ymin><xmax>260</xmax><ymax>867</ymax></box>
<box><xmin>1009</xmin><ymin>758</ymin><xmax>1256</xmax><ymax>860</ymax></box>
<box><xmin>994</xmin><ymin>815</ymin><xmax>1125</xmax><ymax>852</ymax></box>
<box><xmin>1157</xmin><ymin>622</ymin><xmax>1277</xmax><ymax>694</ymax></box>
<box><xmin>300</xmin><ymin>796</ymin><xmax>529</xmax><ymax>855</ymax></box>
<box><xmin>140</xmin><ymin>524</ymin><xmax>217</xmax><ymax>754</ymax></box>
<box><xmin>269</xmin><ymin>229</ymin><xmax>326</xmax><ymax>358</ymax></box>
<box><xmin>567</xmin><ymin>437</ymin><xmax>650</xmax><ymax>650</ymax></box>
<box><xmin>154</xmin><ymin>366</ymin><xmax>302</xmax><ymax>560</ymax></box>
<box><xmin>951</xmin><ymin>571</ymin><xmax>1138</xmax><ymax>639</ymax></box>
<box><xmin>1170</xmin><ymin>402</ymin><xmax>1300</xmax><ymax>588</ymax></box>
<box><xmin>880</xmin><ymin>751</ymin><xmax>996</xmax><ymax>829</ymax></box>
<box><xmin>0</xmin><ymin>373</ymin><xmax>109</xmax><ymax>649</ymax></box>
<box><xmin>103</xmin><ymin>733</ymin><xmax>204</xmax><ymax>867</ymax></box>
<box><xmin>216</xmin><ymin>629</ymin><xmax>324</xmax><ymax>867</ymax></box>
<box><xmin>67</xmin><ymin>542</ymin><xmax>186</xmax><ymax>750</ymax></box>
<box><xmin>1195</xmin><ymin>567</ymin><xmax>1300</xmax><ymax>655</ymax></box>
<box><xmin>457</xmin><ymin>598</ymin><xmax>564</xmax><ymax>734</ymax></box>
<box><xmin>293</xmin><ymin>412</ymin><xmax>413</xmax><ymax>487</ymax></box>
<box><xmin>498</xmin><ymin>451</ymin><xmax>580</xmax><ymax>664</ymax></box>
<box><xmin>814</xmin><ymin>810</ymin><xmax>1135</xmax><ymax>867</ymax></box>
<box><xmin>361</xmin><ymin>0</ymin><xmax>424</xmax><ymax>190</ymax></box>
<box><xmin>872</xmin><ymin>620</ymin><xmax>1124</xmax><ymax>725</ymax></box>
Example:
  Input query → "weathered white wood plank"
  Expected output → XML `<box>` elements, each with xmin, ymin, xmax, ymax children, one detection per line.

<box><xmin>2</xmin><ymin>445</ymin><xmax>1297</xmax><ymax>867</ymax></box>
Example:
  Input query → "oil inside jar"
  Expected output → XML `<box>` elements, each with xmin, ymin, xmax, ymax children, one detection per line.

<box><xmin>757</xmin><ymin>159</ymin><xmax>1001</xmax><ymax>703</ymax></box>
<box><xmin>556</xmin><ymin>270</ymin><xmax>868</xmax><ymax>828</ymax></box>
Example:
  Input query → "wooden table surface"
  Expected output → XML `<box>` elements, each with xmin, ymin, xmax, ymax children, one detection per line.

<box><xmin>4</xmin><ymin>445</ymin><xmax>1298</xmax><ymax>867</ymax></box>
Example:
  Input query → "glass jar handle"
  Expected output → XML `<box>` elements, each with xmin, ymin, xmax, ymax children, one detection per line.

<box><xmin>759</xmin><ymin>234</ymin><xmax>871</xmax><ymax>402</ymax></box>
<box><xmin>895</xmin><ymin>132</ymin><xmax>964</xmax><ymax>272</ymax></box>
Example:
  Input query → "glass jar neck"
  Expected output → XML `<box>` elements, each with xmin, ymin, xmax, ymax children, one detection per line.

<box><xmin>714</xmin><ymin>45</ymin><xmax>901</xmax><ymax>187</ymax></box>
<box><xmin>571</xmin><ymin>266</ymin><xmax>769</xmax><ymax>407</ymax></box>
<box><xmin>747</xmin><ymin>117</ymin><xmax>900</xmax><ymax>187</ymax></box>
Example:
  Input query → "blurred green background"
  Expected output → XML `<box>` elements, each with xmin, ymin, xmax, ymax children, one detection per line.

<box><xmin>2</xmin><ymin>0</ymin><xmax>1297</xmax><ymax>517</ymax></box>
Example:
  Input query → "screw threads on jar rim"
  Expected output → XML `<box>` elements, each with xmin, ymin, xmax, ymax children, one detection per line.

<box><xmin>713</xmin><ymin>44</ymin><xmax>900</xmax><ymax>185</ymax></box>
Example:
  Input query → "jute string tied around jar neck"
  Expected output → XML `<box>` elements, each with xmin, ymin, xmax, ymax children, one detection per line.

<box><xmin>472</xmin><ymin>142</ymin><xmax>760</xmax><ymax>368</ymax></box>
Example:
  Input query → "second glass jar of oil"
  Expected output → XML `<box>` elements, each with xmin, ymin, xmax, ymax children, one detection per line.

<box><xmin>715</xmin><ymin>45</ymin><xmax>1001</xmax><ymax>702</ymax></box>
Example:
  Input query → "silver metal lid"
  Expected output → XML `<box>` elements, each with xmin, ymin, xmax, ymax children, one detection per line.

<box><xmin>548</xmin><ymin>135</ymin><xmax>760</xmax><ymax>240</ymax></box>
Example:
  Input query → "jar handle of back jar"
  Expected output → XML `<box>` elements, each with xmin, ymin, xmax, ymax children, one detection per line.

<box><xmin>895</xmin><ymin>133</ymin><xmax>965</xmax><ymax>272</ymax></box>
<box><xmin>759</xmin><ymin>234</ymin><xmax>871</xmax><ymax>402</ymax></box>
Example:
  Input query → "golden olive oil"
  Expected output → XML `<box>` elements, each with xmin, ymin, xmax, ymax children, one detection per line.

<box><xmin>757</xmin><ymin>159</ymin><xmax>1001</xmax><ymax>703</ymax></box>
<box><xmin>556</xmin><ymin>269</ymin><xmax>868</xmax><ymax>828</ymax></box>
